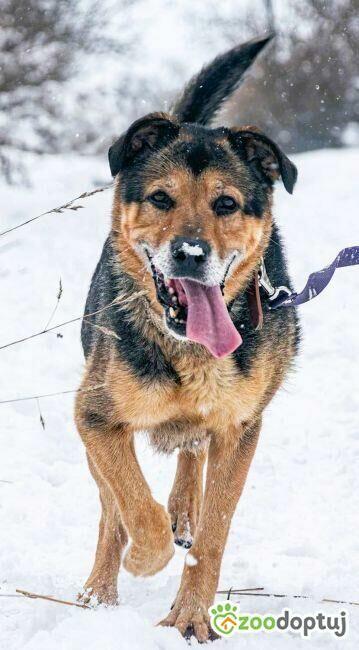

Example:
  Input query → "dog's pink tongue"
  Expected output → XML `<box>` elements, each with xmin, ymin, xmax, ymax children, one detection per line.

<box><xmin>180</xmin><ymin>279</ymin><xmax>242</xmax><ymax>358</ymax></box>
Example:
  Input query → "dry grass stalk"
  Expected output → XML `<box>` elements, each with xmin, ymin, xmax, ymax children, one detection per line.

<box><xmin>16</xmin><ymin>589</ymin><xmax>90</xmax><ymax>610</ymax></box>
<box><xmin>217</xmin><ymin>587</ymin><xmax>359</xmax><ymax>607</ymax></box>
<box><xmin>0</xmin><ymin>183</ymin><xmax>113</xmax><ymax>239</ymax></box>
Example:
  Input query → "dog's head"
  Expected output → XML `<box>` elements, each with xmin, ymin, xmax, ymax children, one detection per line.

<box><xmin>109</xmin><ymin>38</ymin><xmax>297</xmax><ymax>358</ymax></box>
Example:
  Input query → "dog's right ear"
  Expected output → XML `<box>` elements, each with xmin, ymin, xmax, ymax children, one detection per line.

<box><xmin>108</xmin><ymin>112</ymin><xmax>179</xmax><ymax>177</ymax></box>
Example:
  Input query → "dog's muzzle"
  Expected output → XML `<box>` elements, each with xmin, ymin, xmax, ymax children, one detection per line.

<box><xmin>144</xmin><ymin>238</ymin><xmax>243</xmax><ymax>359</ymax></box>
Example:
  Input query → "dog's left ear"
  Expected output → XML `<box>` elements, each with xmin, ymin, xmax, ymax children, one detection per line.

<box><xmin>108</xmin><ymin>112</ymin><xmax>180</xmax><ymax>177</ymax></box>
<box><xmin>229</xmin><ymin>127</ymin><xmax>297</xmax><ymax>194</ymax></box>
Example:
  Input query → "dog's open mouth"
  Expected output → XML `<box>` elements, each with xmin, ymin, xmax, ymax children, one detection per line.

<box><xmin>150</xmin><ymin>264</ymin><xmax>243</xmax><ymax>359</ymax></box>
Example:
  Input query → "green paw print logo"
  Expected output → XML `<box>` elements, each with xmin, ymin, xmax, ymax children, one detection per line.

<box><xmin>209</xmin><ymin>601</ymin><xmax>238</xmax><ymax>636</ymax></box>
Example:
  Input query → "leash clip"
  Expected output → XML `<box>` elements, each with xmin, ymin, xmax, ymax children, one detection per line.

<box><xmin>258</xmin><ymin>258</ymin><xmax>292</xmax><ymax>305</ymax></box>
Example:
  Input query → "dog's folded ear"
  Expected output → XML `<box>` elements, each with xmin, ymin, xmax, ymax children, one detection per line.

<box><xmin>108</xmin><ymin>112</ymin><xmax>179</xmax><ymax>177</ymax></box>
<box><xmin>229</xmin><ymin>127</ymin><xmax>298</xmax><ymax>194</ymax></box>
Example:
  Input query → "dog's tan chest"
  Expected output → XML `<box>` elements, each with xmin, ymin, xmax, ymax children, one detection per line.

<box><xmin>108</xmin><ymin>353</ymin><xmax>264</xmax><ymax>436</ymax></box>
<box><xmin>175</xmin><ymin>355</ymin><xmax>262</xmax><ymax>432</ymax></box>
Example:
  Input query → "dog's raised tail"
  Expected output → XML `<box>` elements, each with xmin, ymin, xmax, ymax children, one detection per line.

<box><xmin>171</xmin><ymin>34</ymin><xmax>273</xmax><ymax>126</ymax></box>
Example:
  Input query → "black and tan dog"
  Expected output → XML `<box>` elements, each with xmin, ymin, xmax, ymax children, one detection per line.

<box><xmin>75</xmin><ymin>35</ymin><xmax>299</xmax><ymax>641</ymax></box>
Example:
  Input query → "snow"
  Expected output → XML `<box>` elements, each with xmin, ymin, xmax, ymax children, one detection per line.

<box><xmin>185</xmin><ymin>553</ymin><xmax>198</xmax><ymax>567</ymax></box>
<box><xmin>0</xmin><ymin>147</ymin><xmax>358</xmax><ymax>649</ymax></box>
<box><xmin>180</xmin><ymin>242</ymin><xmax>204</xmax><ymax>256</ymax></box>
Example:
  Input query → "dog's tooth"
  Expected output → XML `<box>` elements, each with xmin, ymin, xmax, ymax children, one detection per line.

<box><xmin>171</xmin><ymin>295</ymin><xmax>178</xmax><ymax>304</ymax></box>
<box><xmin>168</xmin><ymin>287</ymin><xmax>175</xmax><ymax>295</ymax></box>
<box><xmin>169</xmin><ymin>307</ymin><xmax>179</xmax><ymax>319</ymax></box>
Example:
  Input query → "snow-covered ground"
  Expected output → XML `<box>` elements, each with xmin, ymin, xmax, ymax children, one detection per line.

<box><xmin>0</xmin><ymin>148</ymin><xmax>358</xmax><ymax>649</ymax></box>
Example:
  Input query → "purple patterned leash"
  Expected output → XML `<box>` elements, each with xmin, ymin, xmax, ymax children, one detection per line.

<box><xmin>259</xmin><ymin>246</ymin><xmax>359</xmax><ymax>310</ymax></box>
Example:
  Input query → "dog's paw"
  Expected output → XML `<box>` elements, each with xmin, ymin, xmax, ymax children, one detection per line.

<box><xmin>123</xmin><ymin>504</ymin><xmax>174</xmax><ymax>577</ymax></box>
<box><xmin>171</xmin><ymin>515</ymin><xmax>193</xmax><ymax>548</ymax></box>
<box><xmin>158</xmin><ymin>595</ymin><xmax>219</xmax><ymax>643</ymax></box>
<box><xmin>168</xmin><ymin>492</ymin><xmax>201</xmax><ymax>549</ymax></box>
<box><xmin>77</xmin><ymin>583</ymin><xmax>118</xmax><ymax>607</ymax></box>
<box><xmin>123</xmin><ymin>538</ymin><xmax>174</xmax><ymax>577</ymax></box>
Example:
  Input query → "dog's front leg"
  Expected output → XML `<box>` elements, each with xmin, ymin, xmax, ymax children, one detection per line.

<box><xmin>78</xmin><ymin>453</ymin><xmax>128</xmax><ymax>605</ymax></box>
<box><xmin>78</xmin><ymin>423</ymin><xmax>174</xmax><ymax>578</ymax></box>
<box><xmin>159</xmin><ymin>419</ymin><xmax>261</xmax><ymax>642</ymax></box>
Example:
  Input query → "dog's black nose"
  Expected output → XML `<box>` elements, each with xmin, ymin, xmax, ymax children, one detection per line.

<box><xmin>170</xmin><ymin>237</ymin><xmax>210</xmax><ymax>278</ymax></box>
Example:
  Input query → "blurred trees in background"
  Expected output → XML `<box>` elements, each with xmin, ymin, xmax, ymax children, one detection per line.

<box><xmin>0</xmin><ymin>0</ymin><xmax>358</xmax><ymax>182</ymax></box>
<box><xmin>0</xmin><ymin>0</ymin><xmax>135</xmax><ymax>180</ymax></box>
<box><xmin>226</xmin><ymin>0</ymin><xmax>359</xmax><ymax>152</ymax></box>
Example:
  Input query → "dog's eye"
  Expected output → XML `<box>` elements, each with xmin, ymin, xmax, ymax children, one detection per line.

<box><xmin>213</xmin><ymin>195</ymin><xmax>239</xmax><ymax>216</ymax></box>
<box><xmin>147</xmin><ymin>191</ymin><xmax>174</xmax><ymax>211</ymax></box>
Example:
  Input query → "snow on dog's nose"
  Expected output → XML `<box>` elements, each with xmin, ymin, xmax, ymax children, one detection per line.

<box><xmin>170</xmin><ymin>237</ymin><xmax>210</xmax><ymax>280</ymax></box>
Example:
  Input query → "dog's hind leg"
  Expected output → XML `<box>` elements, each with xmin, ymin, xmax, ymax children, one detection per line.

<box><xmin>79</xmin><ymin>454</ymin><xmax>127</xmax><ymax>605</ymax></box>
<box><xmin>168</xmin><ymin>448</ymin><xmax>206</xmax><ymax>548</ymax></box>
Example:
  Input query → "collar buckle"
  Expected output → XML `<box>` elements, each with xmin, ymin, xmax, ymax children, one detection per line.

<box><xmin>258</xmin><ymin>258</ymin><xmax>292</xmax><ymax>304</ymax></box>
